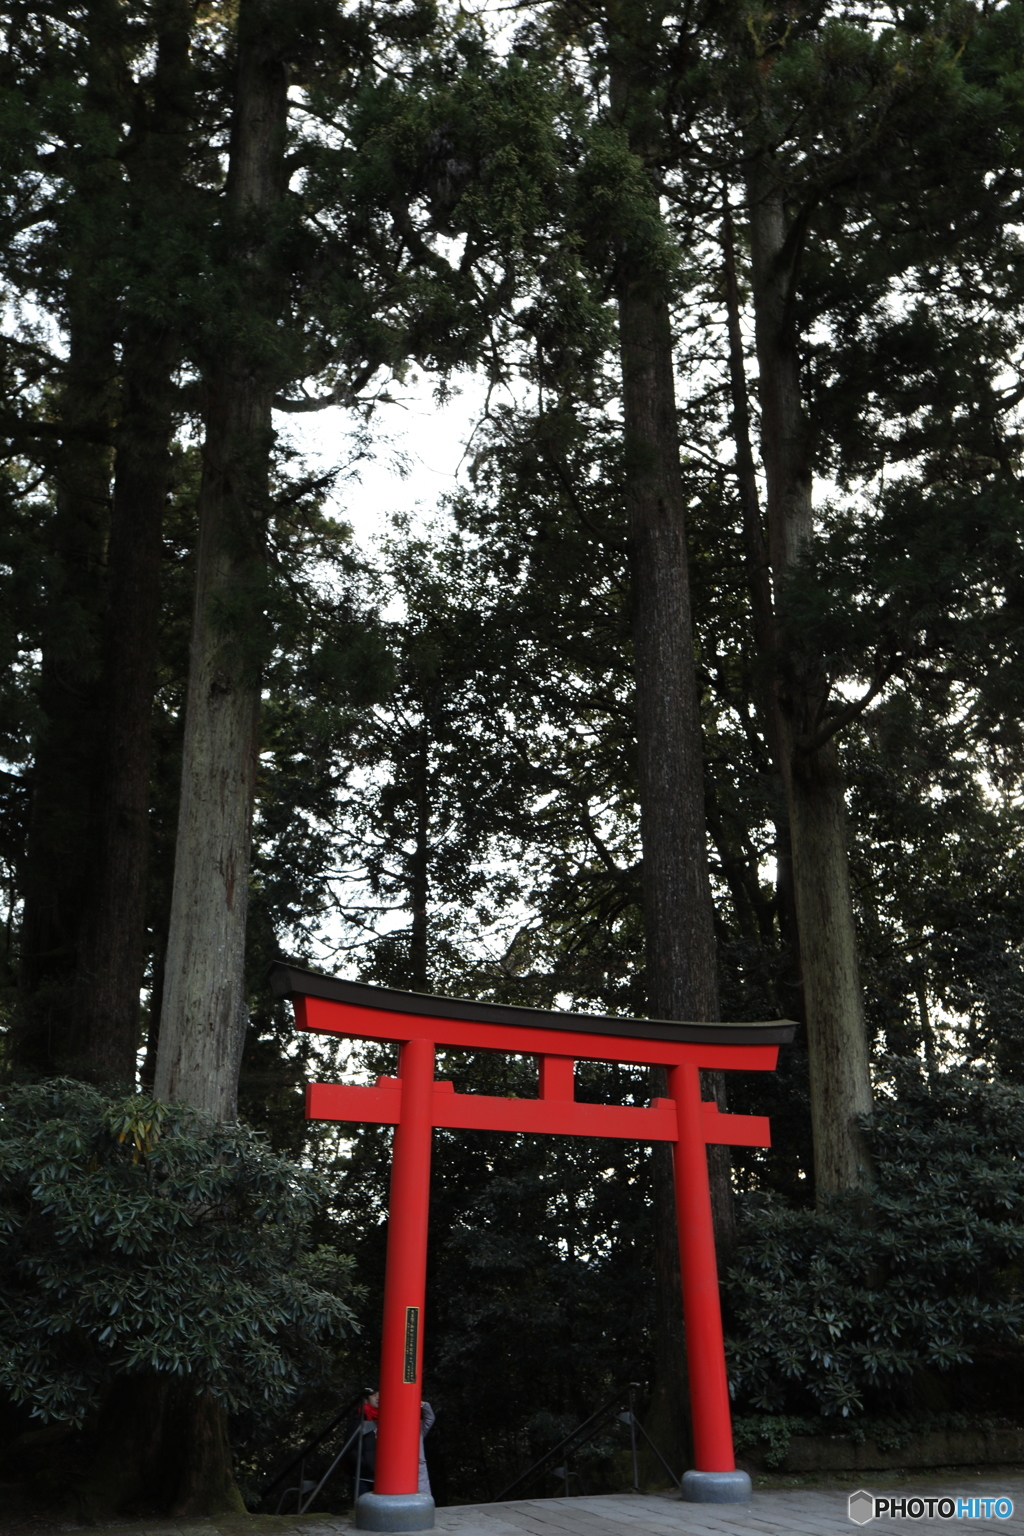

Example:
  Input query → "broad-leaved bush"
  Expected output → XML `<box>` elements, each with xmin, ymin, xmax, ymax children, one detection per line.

<box><xmin>726</xmin><ymin>1063</ymin><xmax>1024</xmax><ymax>1419</ymax></box>
<box><xmin>0</xmin><ymin>1081</ymin><xmax>358</xmax><ymax>1425</ymax></box>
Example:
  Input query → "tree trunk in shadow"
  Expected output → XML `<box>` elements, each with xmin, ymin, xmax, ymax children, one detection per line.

<box><xmin>155</xmin><ymin>0</ymin><xmax>287</xmax><ymax>1121</ymax></box>
<box><xmin>73</xmin><ymin>0</ymin><xmax>193</xmax><ymax>1087</ymax></box>
<box><xmin>721</xmin><ymin>197</ymin><xmax>806</xmax><ymax>1034</ymax></box>
<box><xmin>616</xmin><ymin>190</ymin><xmax>731</xmax><ymax>1470</ymax></box>
<box><xmin>15</xmin><ymin>303</ymin><xmax>114</xmax><ymax>1078</ymax></box>
<box><xmin>747</xmin><ymin>166</ymin><xmax>873</xmax><ymax>1197</ymax></box>
<box><xmin>787</xmin><ymin>736</ymin><xmax>873</xmax><ymax>1192</ymax></box>
<box><xmin>75</xmin><ymin>1376</ymin><xmax>244</xmax><ymax>1519</ymax></box>
<box><xmin>13</xmin><ymin>1</ymin><xmax>121</xmax><ymax>1074</ymax></box>
<box><xmin>410</xmin><ymin>724</ymin><xmax>430</xmax><ymax>992</ymax></box>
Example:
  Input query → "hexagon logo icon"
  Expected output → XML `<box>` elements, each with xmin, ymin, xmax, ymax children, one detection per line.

<box><xmin>848</xmin><ymin>1489</ymin><xmax>875</xmax><ymax>1524</ymax></box>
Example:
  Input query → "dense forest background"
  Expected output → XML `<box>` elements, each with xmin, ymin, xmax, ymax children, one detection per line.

<box><xmin>1</xmin><ymin>0</ymin><xmax>1024</xmax><ymax>1518</ymax></box>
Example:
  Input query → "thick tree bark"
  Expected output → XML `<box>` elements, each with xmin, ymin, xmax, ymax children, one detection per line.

<box><xmin>76</xmin><ymin>1376</ymin><xmax>245</xmax><ymax>1519</ymax></box>
<box><xmin>619</xmin><ymin>277</ymin><xmax>736</xmax><ymax>1235</ymax></box>
<box><xmin>747</xmin><ymin>173</ymin><xmax>873</xmax><ymax>1195</ymax></box>
<box><xmin>73</xmin><ymin>322</ymin><xmax>171</xmax><ymax>1084</ymax></box>
<box><xmin>15</xmin><ymin>330</ymin><xmax>114</xmax><ymax>1075</ymax></box>
<box><xmin>617</xmin><ymin>244</ymin><xmax>733</xmax><ymax>1472</ymax></box>
<box><xmin>622</xmin><ymin>288</ymin><xmax>720</xmax><ymax>1030</ymax></box>
<box><xmin>721</xmin><ymin>203</ymin><xmax>804</xmax><ymax>1022</ymax></box>
<box><xmin>155</xmin><ymin>0</ymin><xmax>288</xmax><ymax>1121</ymax></box>
<box><xmin>16</xmin><ymin>318</ymin><xmax>115</xmax><ymax>1075</ymax></box>
<box><xmin>409</xmin><ymin>725</ymin><xmax>430</xmax><ymax>992</ymax></box>
<box><xmin>14</xmin><ymin>5</ymin><xmax>122</xmax><ymax>1076</ymax></box>
<box><xmin>150</xmin><ymin>15</ymin><xmax>287</xmax><ymax>1508</ymax></box>
<box><xmin>605</xmin><ymin>16</ymin><xmax>735</xmax><ymax>1465</ymax></box>
<box><xmin>787</xmin><ymin>739</ymin><xmax>871</xmax><ymax>1191</ymax></box>
<box><xmin>74</xmin><ymin>0</ymin><xmax>193</xmax><ymax>1086</ymax></box>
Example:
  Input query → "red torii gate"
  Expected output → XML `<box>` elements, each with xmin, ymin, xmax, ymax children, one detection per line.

<box><xmin>269</xmin><ymin>964</ymin><xmax>795</xmax><ymax>1533</ymax></box>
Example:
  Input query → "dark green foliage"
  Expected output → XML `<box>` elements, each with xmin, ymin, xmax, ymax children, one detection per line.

<box><xmin>2</xmin><ymin>0</ymin><xmax>1024</xmax><ymax>1502</ymax></box>
<box><xmin>0</xmin><ymin>466</ymin><xmax>44</xmax><ymax>1018</ymax></box>
<box><xmin>732</xmin><ymin>1408</ymin><xmax>1013</xmax><ymax>1469</ymax></box>
<box><xmin>846</xmin><ymin>691</ymin><xmax>1024</xmax><ymax>1078</ymax></box>
<box><xmin>726</xmin><ymin>1063</ymin><xmax>1024</xmax><ymax>1420</ymax></box>
<box><xmin>0</xmin><ymin>1080</ymin><xmax>359</xmax><ymax>1426</ymax></box>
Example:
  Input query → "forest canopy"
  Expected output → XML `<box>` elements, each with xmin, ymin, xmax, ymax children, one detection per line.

<box><xmin>0</xmin><ymin>0</ymin><xmax>1023</xmax><ymax>1516</ymax></box>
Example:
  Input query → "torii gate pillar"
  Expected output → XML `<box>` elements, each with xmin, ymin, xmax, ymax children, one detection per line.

<box><xmin>269</xmin><ymin>964</ymin><xmax>795</xmax><ymax>1531</ymax></box>
<box><xmin>375</xmin><ymin>1037</ymin><xmax>434</xmax><ymax>1500</ymax></box>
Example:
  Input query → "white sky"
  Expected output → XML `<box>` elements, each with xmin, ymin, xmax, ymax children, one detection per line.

<box><xmin>275</xmin><ymin>376</ymin><xmax>495</xmax><ymax>553</ymax></box>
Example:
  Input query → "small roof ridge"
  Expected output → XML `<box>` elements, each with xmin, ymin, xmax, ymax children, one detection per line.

<box><xmin>267</xmin><ymin>962</ymin><xmax>798</xmax><ymax>1048</ymax></box>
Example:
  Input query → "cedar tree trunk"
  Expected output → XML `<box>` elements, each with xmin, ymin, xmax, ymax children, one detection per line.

<box><xmin>617</xmin><ymin>239</ymin><xmax>732</xmax><ymax>1476</ymax></box>
<box><xmin>721</xmin><ymin>201</ymin><xmax>804</xmax><ymax>1027</ymax></box>
<box><xmin>150</xmin><ymin>6</ymin><xmax>288</xmax><ymax>1510</ymax></box>
<box><xmin>74</xmin><ymin>0</ymin><xmax>193</xmax><ymax>1085</ymax></box>
<box><xmin>409</xmin><ymin>724</ymin><xmax>430</xmax><ymax>992</ymax></box>
<box><xmin>155</xmin><ymin>0</ymin><xmax>288</xmax><ymax>1120</ymax></box>
<box><xmin>77</xmin><ymin>1376</ymin><xmax>244</xmax><ymax>1520</ymax></box>
<box><xmin>14</xmin><ymin>10</ymin><xmax>122</xmax><ymax>1074</ymax></box>
<box><xmin>748</xmin><ymin>173</ymin><xmax>873</xmax><ymax>1196</ymax></box>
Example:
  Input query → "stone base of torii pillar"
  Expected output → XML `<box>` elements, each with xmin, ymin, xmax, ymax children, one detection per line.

<box><xmin>356</xmin><ymin>1492</ymin><xmax>436</xmax><ymax>1531</ymax></box>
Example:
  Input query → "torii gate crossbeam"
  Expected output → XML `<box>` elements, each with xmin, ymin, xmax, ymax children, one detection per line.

<box><xmin>269</xmin><ymin>964</ymin><xmax>795</xmax><ymax>1533</ymax></box>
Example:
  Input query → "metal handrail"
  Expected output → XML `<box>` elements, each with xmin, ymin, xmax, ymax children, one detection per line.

<box><xmin>495</xmin><ymin>1380</ymin><xmax>679</xmax><ymax>1502</ymax></box>
<box><xmin>261</xmin><ymin>1388</ymin><xmax>368</xmax><ymax>1503</ymax></box>
<box><xmin>617</xmin><ymin>1407</ymin><xmax>683</xmax><ymax>1490</ymax></box>
<box><xmin>298</xmin><ymin>1420</ymin><xmax>365</xmax><ymax>1514</ymax></box>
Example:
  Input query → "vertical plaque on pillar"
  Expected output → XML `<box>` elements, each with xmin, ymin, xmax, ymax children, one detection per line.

<box><xmin>403</xmin><ymin>1306</ymin><xmax>419</xmax><ymax>1383</ymax></box>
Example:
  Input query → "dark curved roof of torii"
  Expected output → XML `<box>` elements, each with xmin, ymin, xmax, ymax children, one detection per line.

<box><xmin>268</xmin><ymin>962</ymin><xmax>798</xmax><ymax>1048</ymax></box>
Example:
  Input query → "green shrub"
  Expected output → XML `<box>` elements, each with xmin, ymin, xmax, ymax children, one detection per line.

<box><xmin>726</xmin><ymin>1062</ymin><xmax>1024</xmax><ymax>1419</ymax></box>
<box><xmin>0</xmin><ymin>1080</ymin><xmax>358</xmax><ymax>1425</ymax></box>
<box><xmin>732</xmin><ymin>1411</ymin><xmax>1002</xmax><ymax>1469</ymax></box>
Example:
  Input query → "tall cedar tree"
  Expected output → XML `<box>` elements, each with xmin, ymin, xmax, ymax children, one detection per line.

<box><xmin>74</xmin><ymin>0</ymin><xmax>194</xmax><ymax>1083</ymax></box>
<box><xmin>155</xmin><ymin>0</ymin><xmax>287</xmax><ymax>1119</ymax></box>
<box><xmin>8</xmin><ymin>0</ymin><xmax>196</xmax><ymax>1088</ymax></box>
<box><xmin>14</xmin><ymin>1</ymin><xmax>122</xmax><ymax>1078</ymax></box>
<box><xmin>528</xmin><ymin>0</ymin><xmax>737</xmax><ymax>1465</ymax></box>
<box><xmin>744</xmin><ymin>69</ymin><xmax>875</xmax><ymax>1198</ymax></box>
<box><xmin>715</xmin><ymin>2</ymin><xmax>997</xmax><ymax>1193</ymax></box>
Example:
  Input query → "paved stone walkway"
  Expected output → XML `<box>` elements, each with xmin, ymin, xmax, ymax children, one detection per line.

<box><xmin>430</xmin><ymin>1481</ymin><xmax>1024</xmax><ymax>1536</ymax></box>
<box><xmin>7</xmin><ymin>1478</ymin><xmax>1024</xmax><ymax>1536</ymax></box>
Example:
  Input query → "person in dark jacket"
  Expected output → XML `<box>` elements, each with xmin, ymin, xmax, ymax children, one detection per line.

<box><xmin>418</xmin><ymin>1400</ymin><xmax>435</xmax><ymax>1495</ymax></box>
<box><xmin>352</xmin><ymin>1390</ymin><xmax>435</xmax><ymax>1500</ymax></box>
<box><xmin>354</xmin><ymin>1391</ymin><xmax>378</xmax><ymax>1499</ymax></box>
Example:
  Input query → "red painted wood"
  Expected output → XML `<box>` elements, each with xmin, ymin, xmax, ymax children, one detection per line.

<box><xmin>293</xmin><ymin>994</ymin><xmax>779</xmax><ymax>1074</ymax></box>
<box><xmin>700</xmin><ymin>1100</ymin><xmax>771</xmax><ymax>1147</ymax></box>
<box><xmin>431</xmin><ymin>1091</ymin><xmax>678</xmax><ymax>1139</ymax></box>
<box><xmin>374</xmin><ymin>1038</ymin><xmax>433</xmax><ymax>1496</ymax></box>
<box><xmin>294</xmin><ymin>986</ymin><xmax>786</xmax><ymax>1489</ymax></box>
<box><xmin>306</xmin><ymin>1081</ymin><xmax>399</xmax><ymax>1125</ymax></box>
<box><xmin>306</xmin><ymin>1080</ymin><xmax>770</xmax><ymax>1147</ymax></box>
<box><xmin>539</xmin><ymin>1055</ymin><xmax>575</xmax><ymax>1099</ymax></box>
<box><xmin>670</xmin><ymin>1060</ymin><xmax>736</xmax><ymax>1472</ymax></box>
